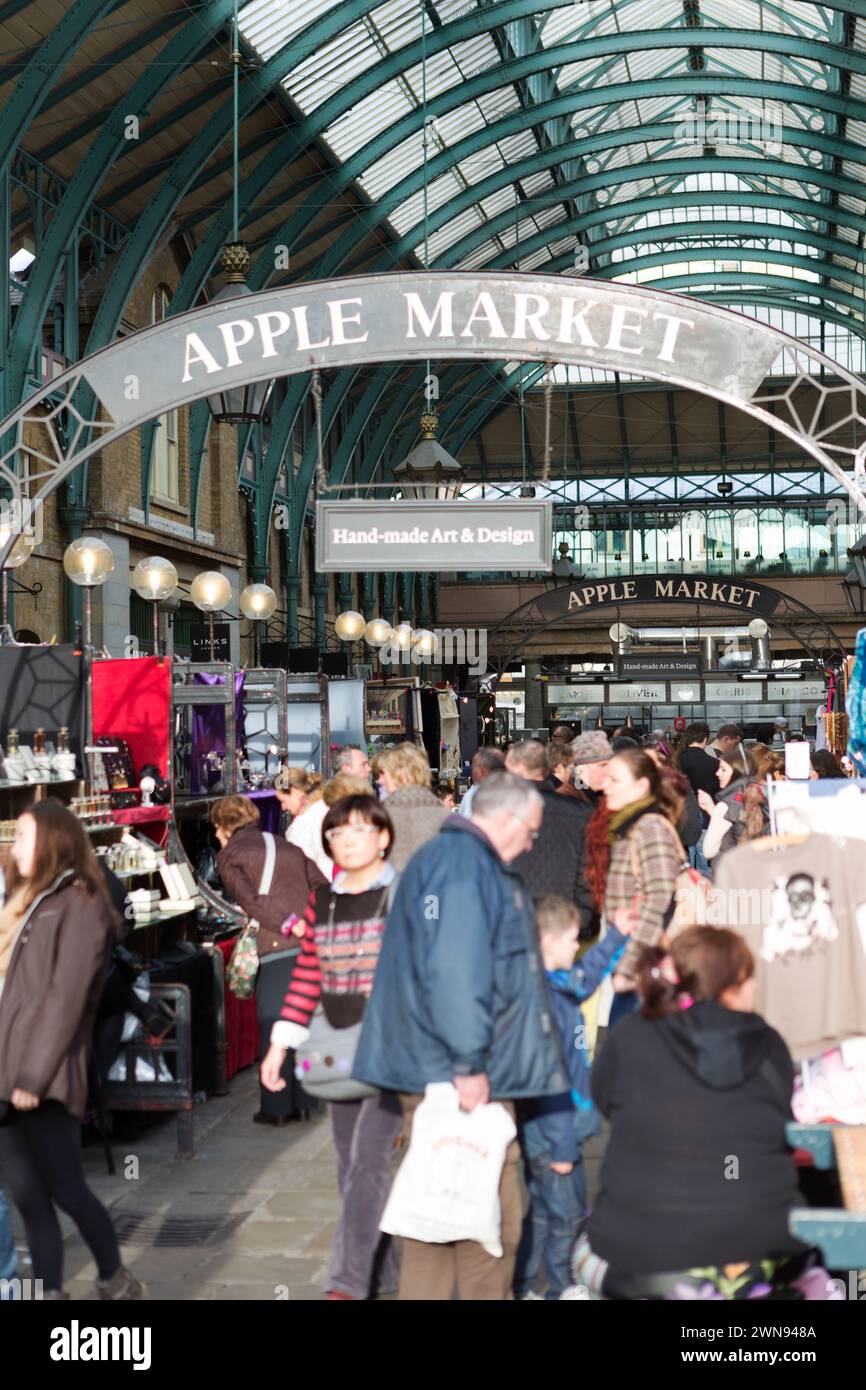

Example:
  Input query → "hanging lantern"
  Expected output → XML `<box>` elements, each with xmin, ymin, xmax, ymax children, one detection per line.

<box><xmin>393</xmin><ymin>413</ymin><xmax>464</xmax><ymax>501</ymax></box>
<box><xmin>206</xmin><ymin>243</ymin><xmax>272</xmax><ymax>425</ymax></box>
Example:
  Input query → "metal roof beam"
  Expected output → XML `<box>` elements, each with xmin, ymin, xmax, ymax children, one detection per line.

<box><xmin>26</xmin><ymin>8</ymin><xmax>201</xmax><ymax>160</ymax></box>
<box><xmin>6</xmin><ymin>0</ymin><xmax>237</xmax><ymax>409</ymax></box>
<box><xmin>0</xmin><ymin>0</ymin><xmax>118</xmax><ymax>177</ymax></box>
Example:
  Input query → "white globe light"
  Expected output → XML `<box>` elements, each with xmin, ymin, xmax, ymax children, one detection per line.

<box><xmin>131</xmin><ymin>556</ymin><xmax>178</xmax><ymax>603</ymax></box>
<box><xmin>190</xmin><ymin>570</ymin><xmax>232</xmax><ymax>613</ymax></box>
<box><xmin>0</xmin><ymin>526</ymin><xmax>36</xmax><ymax>570</ymax></box>
<box><xmin>411</xmin><ymin>628</ymin><xmax>437</xmax><ymax>657</ymax></box>
<box><xmin>393</xmin><ymin>622</ymin><xmax>414</xmax><ymax>651</ymax></box>
<box><xmin>239</xmin><ymin>583</ymin><xmax>278</xmax><ymax>621</ymax></box>
<box><xmin>62</xmin><ymin>536</ymin><xmax>115</xmax><ymax>587</ymax></box>
<box><xmin>335</xmin><ymin>610</ymin><xmax>366</xmax><ymax>641</ymax></box>
<box><xmin>364</xmin><ymin>617</ymin><xmax>392</xmax><ymax>647</ymax></box>
<box><xmin>748</xmin><ymin>618</ymin><xmax>769</xmax><ymax>640</ymax></box>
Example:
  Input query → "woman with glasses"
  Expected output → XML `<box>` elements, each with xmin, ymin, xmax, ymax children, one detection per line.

<box><xmin>260</xmin><ymin>795</ymin><xmax>401</xmax><ymax>1301</ymax></box>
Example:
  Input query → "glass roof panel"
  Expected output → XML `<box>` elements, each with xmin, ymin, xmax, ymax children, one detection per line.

<box><xmin>235</xmin><ymin>0</ymin><xmax>866</xmax><ymax>357</ymax></box>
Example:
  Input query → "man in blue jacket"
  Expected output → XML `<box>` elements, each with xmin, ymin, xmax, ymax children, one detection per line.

<box><xmin>355</xmin><ymin>771</ymin><xmax>568</xmax><ymax>1300</ymax></box>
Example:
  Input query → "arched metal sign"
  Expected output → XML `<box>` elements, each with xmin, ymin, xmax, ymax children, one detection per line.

<box><xmin>484</xmin><ymin>572</ymin><xmax>844</xmax><ymax>678</ymax></box>
<box><xmin>1</xmin><ymin>272</ymin><xmax>866</xmax><ymax>567</ymax></box>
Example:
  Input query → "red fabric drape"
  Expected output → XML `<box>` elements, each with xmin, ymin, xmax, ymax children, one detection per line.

<box><xmin>91</xmin><ymin>656</ymin><xmax>171</xmax><ymax>779</ymax></box>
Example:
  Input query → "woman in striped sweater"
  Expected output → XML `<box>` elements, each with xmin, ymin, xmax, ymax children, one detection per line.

<box><xmin>260</xmin><ymin>795</ymin><xmax>400</xmax><ymax>1301</ymax></box>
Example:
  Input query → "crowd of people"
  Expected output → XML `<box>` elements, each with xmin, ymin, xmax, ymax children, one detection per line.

<box><xmin>0</xmin><ymin>720</ymin><xmax>856</xmax><ymax>1301</ymax></box>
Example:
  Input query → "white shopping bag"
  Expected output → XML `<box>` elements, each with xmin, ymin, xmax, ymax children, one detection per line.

<box><xmin>380</xmin><ymin>1083</ymin><xmax>516</xmax><ymax>1257</ymax></box>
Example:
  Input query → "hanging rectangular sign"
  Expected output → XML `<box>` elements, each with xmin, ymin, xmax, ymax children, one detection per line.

<box><xmin>704</xmin><ymin>680</ymin><xmax>764</xmax><ymax>702</ymax></box>
<box><xmin>767</xmin><ymin>680</ymin><xmax>825</xmax><ymax>702</ymax></box>
<box><xmin>608</xmin><ymin>683</ymin><xmax>668</xmax><ymax>702</ymax></box>
<box><xmin>546</xmin><ymin>684</ymin><xmax>605</xmax><ymax>704</ymax></box>
<box><xmin>315</xmin><ymin>499</ymin><xmax>552</xmax><ymax>572</ymax></box>
<box><xmin>81</xmin><ymin>274</ymin><xmax>783</xmax><ymax>429</ymax></box>
<box><xmin>619</xmin><ymin>654</ymin><xmax>701</xmax><ymax>678</ymax></box>
<box><xmin>191</xmin><ymin>624</ymin><xmax>231</xmax><ymax>661</ymax></box>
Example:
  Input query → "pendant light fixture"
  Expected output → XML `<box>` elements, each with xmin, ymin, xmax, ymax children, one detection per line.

<box><xmin>207</xmin><ymin>3</ymin><xmax>271</xmax><ymax>426</ymax></box>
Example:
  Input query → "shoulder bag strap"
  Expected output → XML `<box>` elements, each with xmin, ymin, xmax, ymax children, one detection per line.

<box><xmin>258</xmin><ymin>831</ymin><xmax>277</xmax><ymax>897</ymax></box>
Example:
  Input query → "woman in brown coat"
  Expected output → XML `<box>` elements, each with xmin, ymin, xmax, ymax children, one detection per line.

<box><xmin>213</xmin><ymin>795</ymin><xmax>327</xmax><ymax>1124</ymax></box>
<box><xmin>0</xmin><ymin>800</ymin><xmax>140</xmax><ymax>1300</ymax></box>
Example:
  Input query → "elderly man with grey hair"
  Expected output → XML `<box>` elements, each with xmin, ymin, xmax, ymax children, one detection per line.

<box><xmin>332</xmin><ymin>744</ymin><xmax>371</xmax><ymax>780</ymax></box>
<box><xmin>355</xmin><ymin>771</ymin><xmax>567</xmax><ymax>1301</ymax></box>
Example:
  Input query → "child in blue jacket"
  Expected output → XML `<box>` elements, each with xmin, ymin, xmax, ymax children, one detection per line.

<box><xmin>514</xmin><ymin>894</ymin><xmax>630</xmax><ymax>1301</ymax></box>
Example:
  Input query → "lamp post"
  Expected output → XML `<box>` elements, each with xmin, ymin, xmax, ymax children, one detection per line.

<box><xmin>131</xmin><ymin>556</ymin><xmax>178</xmax><ymax>654</ymax></box>
<box><xmin>62</xmin><ymin>536</ymin><xmax>115</xmax><ymax>783</ymax></box>
<box><xmin>205</xmin><ymin>3</ymin><xmax>271</xmax><ymax>428</ymax></box>
<box><xmin>239</xmin><ymin>582</ymin><xmax>277</xmax><ymax>666</ymax></box>
<box><xmin>62</xmin><ymin>537</ymin><xmax>115</xmax><ymax>650</ymax></box>
<box><xmin>190</xmin><ymin>570</ymin><xmax>233</xmax><ymax>660</ymax></box>
<box><xmin>0</xmin><ymin>526</ymin><xmax>37</xmax><ymax>643</ymax></box>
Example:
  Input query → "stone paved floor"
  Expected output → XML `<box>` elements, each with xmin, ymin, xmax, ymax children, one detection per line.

<box><xmin>9</xmin><ymin>1066</ymin><xmax>605</xmax><ymax>1301</ymax></box>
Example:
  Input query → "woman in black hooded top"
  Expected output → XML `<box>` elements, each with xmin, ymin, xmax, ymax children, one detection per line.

<box><xmin>574</xmin><ymin>927</ymin><xmax>825</xmax><ymax>1301</ymax></box>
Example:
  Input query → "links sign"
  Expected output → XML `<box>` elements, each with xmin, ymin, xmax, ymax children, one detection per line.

<box><xmin>80</xmin><ymin>273</ymin><xmax>782</xmax><ymax>429</ymax></box>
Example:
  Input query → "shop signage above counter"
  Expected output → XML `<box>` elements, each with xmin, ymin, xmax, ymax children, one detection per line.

<box><xmin>316</xmin><ymin>498</ymin><xmax>552</xmax><ymax>572</ymax></box>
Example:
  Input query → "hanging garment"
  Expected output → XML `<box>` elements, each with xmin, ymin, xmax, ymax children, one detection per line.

<box><xmin>814</xmin><ymin>709</ymin><xmax>828</xmax><ymax>753</ymax></box>
<box><xmin>847</xmin><ymin>628</ymin><xmax>866</xmax><ymax>776</ymax></box>
<box><xmin>713</xmin><ymin>834</ymin><xmax>866</xmax><ymax>1061</ymax></box>
<box><xmin>437</xmin><ymin>688</ymin><xmax>461</xmax><ymax>779</ymax></box>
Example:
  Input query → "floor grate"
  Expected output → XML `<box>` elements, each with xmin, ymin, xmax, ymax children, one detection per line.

<box><xmin>111</xmin><ymin>1212</ymin><xmax>250</xmax><ymax>1248</ymax></box>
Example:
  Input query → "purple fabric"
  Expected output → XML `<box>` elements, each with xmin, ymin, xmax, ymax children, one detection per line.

<box><xmin>191</xmin><ymin>671</ymin><xmax>245</xmax><ymax>793</ymax></box>
<box><xmin>244</xmin><ymin>790</ymin><xmax>281</xmax><ymax>835</ymax></box>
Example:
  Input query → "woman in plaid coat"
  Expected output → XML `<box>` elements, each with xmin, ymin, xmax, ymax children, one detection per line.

<box><xmin>602</xmin><ymin>749</ymin><xmax>684</xmax><ymax>995</ymax></box>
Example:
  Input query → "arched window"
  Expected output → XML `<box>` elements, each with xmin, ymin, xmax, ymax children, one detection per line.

<box><xmin>150</xmin><ymin>286</ymin><xmax>179</xmax><ymax>504</ymax></box>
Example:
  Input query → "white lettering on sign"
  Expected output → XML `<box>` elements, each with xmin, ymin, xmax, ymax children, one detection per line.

<box><xmin>704</xmin><ymin>682</ymin><xmax>757</xmax><ymax>702</ymax></box>
<box><xmin>331</xmin><ymin>524</ymin><xmax>537</xmax><ymax>547</ymax></box>
<box><xmin>255</xmin><ymin>311</ymin><xmax>293</xmax><ymax>358</ymax></box>
<box><xmin>181</xmin><ymin>332</ymin><xmax>221</xmax><ymax>381</ymax></box>
<box><xmin>460</xmin><ymin>292</ymin><xmax>508</xmax><ymax>339</ymax></box>
<box><xmin>614</xmin><ymin>684</ymin><xmax>667</xmax><ymax>702</ymax></box>
<box><xmin>328</xmin><ymin>298</ymin><xmax>368</xmax><ymax>345</ymax></box>
<box><xmin>293</xmin><ymin>305</ymin><xmax>330</xmax><ymax>351</ymax></box>
<box><xmin>652</xmin><ymin>311</ymin><xmax>695</xmax><ymax>362</ymax></box>
<box><xmin>768</xmin><ymin>681</ymin><xmax>826</xmax><ymax>701</ymax></box>
<box><xmin>178</xmin><ymin>289</ymin><xmax>708</xmax><ymax>392</ymax></box>
<box><xmin>606</xmin><ymin>304</ymin><xmax>647</xmax><ymax>355</ymax></box>
<box><xmin>405</xmin><ymin>291</ymin><xmax>454</xmax><ymax>338</ymax></box>
<box><xmin>512</xmin><ymin>293</ymin><xmax>551</xmax><ymax>341</ymax></box>
<box><xmin>218</xmin><ymin>318</ymin><xmax>255</xmax><ymax>367</ymax></box>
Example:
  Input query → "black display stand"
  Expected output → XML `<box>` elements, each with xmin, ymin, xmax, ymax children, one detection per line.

<box><xmin>0</xmin><ymin>643</ymin><xmax>85</xmax><ymax>769</ymax></box>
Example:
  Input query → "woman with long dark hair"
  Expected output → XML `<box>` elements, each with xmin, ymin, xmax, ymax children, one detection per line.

<box><xmin>601</xmin><ymin>749</ymin><xmax>684</xmax><ymax>1013</ymax></box>
<box><xmin>701</xmin><ymin>748</ymin><xmax>768</xmax><ymax>863</ymax></box>
<box><xmin>571</xmin><ymin>928</ymin><xmax>828</xmax><ymax>1301</ymax></box>
<box><xmin>0</xmin><ymin>801</ymin><xmax>140</xmax><ymax>1300</ymax></box>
